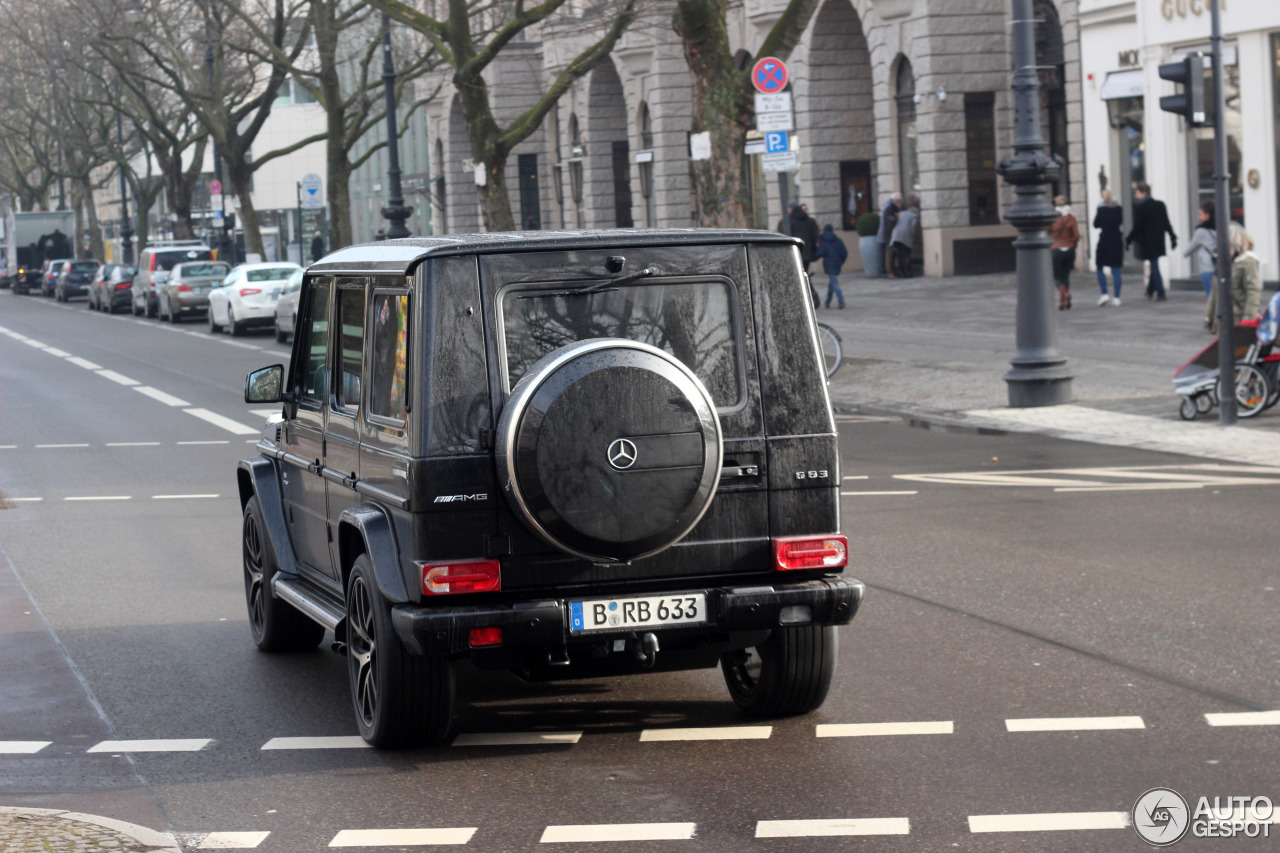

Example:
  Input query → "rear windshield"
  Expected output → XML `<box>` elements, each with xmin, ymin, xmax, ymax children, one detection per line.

<box><xmin>155</xmin><ymin>249</ymin><xmax>211</xmax><ymax>270</ymax></box>
<box><xmin>502</xmin><ymin>280</ymin><xmax>740</xmax><ymax>407</ymax></box>
<box><xmin>247</xmin><ymin>267</ymin><xmax>296</xmax><ymax>283</ymax></box>
<box><xmin>70</xmin><ymin>261</ymin><xmax>99</xmax><ymax>272</ymax></box>
<box><xmin>177</xmin><ymin>262</ymin><xmax>229</xmax><ymax>277</ymax></box>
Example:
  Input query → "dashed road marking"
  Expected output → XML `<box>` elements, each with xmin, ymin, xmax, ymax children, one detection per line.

<box><xmin>4</xmin><ymin>497</ymin><xmax>43</xmax><ymax>503</ymax></box>
<box><xmin>639</xmin><ymin>726</ymin><xmax>772</xmax><ymax>741</ymax></box>
<box><xmin>842</xmin><ymin>475</ymin><xmax>869</xmax><ymax>480</ymax></box>
<box><xmin>189</xmin><ymin>831</ymin><xmax>271</xmax><ymax>849</ymax></box>
<box><xmin>106</xmin><ymin>442</ymin><xmax>162</xmax><ymax>447</ymax></box>
<box><xmin>64</xmin><ymin>496</ymin><xmax>131</xmax><ymax>502</ymax></box>
<box><xmin>87</xmin><ymin>738</ymin><xmax>212</xmax><ymax>753</ymax></box>
<box><xmin>840</xmin><ymin>490</ymin><xmax>918</xmax><ymax>496</ymax></box>
<box><xmin>261</xmin><ymin>736</ymin><xmax>370</xmax><ymax>750</ymax></box>
<box><xmin>1005</xmin><ymin>716</ymin><xmax>1145</xmax><ymax>732</ymax></box>
<box><xmin>221</xmin><ymin>340</ymin><xmax>262</xmax><ymax>351</ymax></box>
<box><xmin>817</xmin><ymin>721</ymin><xmax>953</xmax><ymax>737</ymax></box>
<box><xmin>21</xmin><ymin>338</ymin><xmax>47</xmax><ymax>348</ymax></box>
<box><xmin>36</xmin><ymin>443</ymin><xmax>90</xmax><ymax>449</ymax></box>
<box><xmin>755</xmin><ymin>818</ymin><xmax>911</xmax><ymax>837</ymax></box>
<box><xmin>0</xmin><ymin>741</ymin><xmax>51</xmax><ymax>753</ymax></box>
<box><xmin>452</xmin><ymin>732</ymin><xmax>583</xmax><ymax>746</ymax></box>
<box><xmin>152</xmin><ymin>494</ymin><xmax>221</xmax><ymax>500</ymax></box>
<box><xmin>967</xmin><ymin>812</ymin><xmax>1129</xmax><ymax>833</ymax></box>
<box><xmin>329</xmin><ymin>828</ymin><xmax>476</xmax><ymax>847</ymax></box>
<box><xmin>134</xmin><ymin>386</ymin><xmax>191</xmax><ymax>407</ymax></box>
<box><xmin>43</xmin><ymin>347</ymin><xmax>70</xmax><ymax>357</ymax></box>
<box><xmin>177</xmin><ymin>440</ymin><xmax>230</xmax><ymax>445</ymax></box>
<box><xmin>66</xmin><ymin>356</ymin><xmax>103</xmax><ymax>370</ymax></box>
<box><xmin>540</xmin><ymin>823</ymin><xmax>697</xmax><ymax>843</ymax></box>
<box><xmin>96</xmin><ymin>369</ymin><xmax>140</xmax><ymax>386</ymax></box>
<box><xmin>1204</xmin><ymin>710</ymin><xmax>1280</xmax><ymax>727</ymax></box>
<box><xmin>183</xmin><ymin>408</ymin><xmax>259</xmax><ymax>435</ymax></box>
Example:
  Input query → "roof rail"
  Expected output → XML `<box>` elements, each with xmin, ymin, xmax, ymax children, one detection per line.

<box><xmin>147</xmin><ymin>239</ymin><xmax>208</xmax><ymax>247</ymax></box>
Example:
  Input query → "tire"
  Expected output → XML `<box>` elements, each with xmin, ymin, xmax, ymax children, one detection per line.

<box><xmin>1179</xmin><ymin>397</ymin><xmax>1197</xmax><ymax>421</ymax></box>
<box><xmin>275</xmin><ymin>323</ymin><xmax>288</xmax><ymax>344</ymax></box>
<box><xmin>242</xmin><ymin>496</ymin><xmax>325</xmax><ymax>653</ymax></box>
<box><xmin>721</xmin><ymin>625</ymin><xmax>837</xmax><ymax>717</ymax></box>
<box><xmin>817</xmin><ymin>323</ymin><xmax>843</xmax><ymax>378</ymax></box>
<box><xmin>1221</xmin><ymin>363</ymin><xmax>1270</xmax><ymax>419</ymax></box>
<box><xmin>208</xmin><ymin>304</ymin><xmax>223</xmax><ymax>333</ymax></box>
<box><xmin>229</xmin><ymin>306</ymin><xmax>243</xmax><ymax>337</ymax></box>
<box><xmin>146</xmin><ymin>295</ymin><xmax>157</xmax><ymax>318</ymax></box>
<box><xmin>168</xmin><ymin>298</ymin><xmax>181</xmax><ymax>323</ymax></box>
<box><xmin>132</xmin><ymin>297</ymin><xmax>142</xmax><ymax>316</ymax></box>
<box><xmin>346</xmin><ymin>555</ymin><xmax>454</xmax><ymax>747</ymax></box>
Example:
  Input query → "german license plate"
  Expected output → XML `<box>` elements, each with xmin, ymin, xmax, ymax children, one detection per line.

<box><xmin>569</xmin><ymin>593</ymin><xmax>706</xmax><ymax>634</ymax></box>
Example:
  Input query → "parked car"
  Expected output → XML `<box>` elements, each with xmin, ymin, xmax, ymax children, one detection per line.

<box><xmin>89</xmin><ymin>264</ymin><xmax>138</xmax><ymax>313</ymax></box>
<box><xmin>41</xmin><ymin>259</ymin><xmax>71</xmax><ymax>297</ymax></box>
<box><xmin>238</xmin><ymin>230</ymin><xmax>863</xmax><ymax>747</ymax></box>
<box><xmin>158</xmin><ymin>260</ymin><xmax>231</xmax><ymax>323</ymax></box>
<box><xmin>55</xmin><ymin>259</ymin><xmax>102</xmax><ymax>302</ymax></box>
<box><xmin>273</xmin><ymin>267</ymin><xmax>305</xmax><ymax>343</ymax></box>
<box><xmin>207</xmin><ymin>262</ymin><xmax>301</xmax><ymax>336</ymax></box>
<box><xmin>132</xmin><ymin>242</ymin><xmax>213</xmax><ymax>317</ymax></box>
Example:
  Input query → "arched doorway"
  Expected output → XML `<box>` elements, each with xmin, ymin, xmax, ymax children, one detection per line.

<box><xmin>585</xmin><ymin>58</ymin><xmax>633</xmax><ymax>228</ymax></box>
<box><xmin>433</xmin><ymin>137</ymin><xmax>447</xmax><ymax>234</ymax></box>
<box><xmin>894</xmin><ymin>56</ymin><xmax>919</xmax><ymax>198</ymax></box>
<box><xmin>1034</xmin><ymin>0</ymin><xmax>1068</xmax><ymax>198</ymax></box>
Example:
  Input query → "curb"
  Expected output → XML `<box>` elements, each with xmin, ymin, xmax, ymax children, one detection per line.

<box><xmin>0</xmin><ymin>806</ymin><xmax>181</xmax><ymax>852</ymax></box>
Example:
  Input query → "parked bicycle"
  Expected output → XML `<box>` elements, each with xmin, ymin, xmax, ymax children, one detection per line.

<box><xmin>817</xmin><ymin>322</ymin><xmax>843</xmax><ymax>378</ymax></box>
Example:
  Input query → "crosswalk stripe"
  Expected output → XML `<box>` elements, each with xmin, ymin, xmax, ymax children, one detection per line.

<box><xmin>755</xmin><ymin>818</ymin><xmax>910</xmax><ymax>837</ymax></box>
<box><xmin>540</xmin><ymin>823</ymin><xmax>697</xmax><ymax>843</ymax></box>
<box><xmin>329</xmin><ymin>828</ymin><xmax>476</xmax><ymax>846</ymax></box>
<box><xmin>968</xmin><ymin>812</ymin><xmax>1129</xmax><ymax>833</ymax></box>
<box><xmin>193</xmin><ymin>831</ymin><xmax>271</xmax><ymax>849</ymax></box>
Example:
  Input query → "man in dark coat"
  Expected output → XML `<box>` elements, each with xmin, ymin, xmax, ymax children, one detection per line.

<box><xmin>788</xmin><ymin>202</ymin><xmax>819</xmax><ymax>273</ymax></box>
<box><xmin>1125</xmin><ymin>181</ymin><xmax>1177</xmax><ymax>301</ymax></box>
<box><xmin>876</xmin><ymin>193</ymin><xmax>902</xmax><ymax>278</ymax></box>
<box><xmin>310</xmin><ymin>232</ymin><xmax>325</xmax><ymax>262</ymax></box>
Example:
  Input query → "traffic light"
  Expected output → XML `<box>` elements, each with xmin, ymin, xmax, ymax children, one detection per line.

<box><xmin>1159</xmin><ymin>52</ymin><xmax>1207</xmax><ymax>126</ymax></box>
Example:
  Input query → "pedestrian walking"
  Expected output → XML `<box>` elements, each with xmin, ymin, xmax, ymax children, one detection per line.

<box><xmin>1049</xmin><ymin>196</ymin><xmax>1080</xmax><ymax>310</ymax></box>
<box><xmin>1184</xmin><ymin>200</ymin><xmax>1216</xmax><ymax>302</ymax></box>
<box><xmin>877</xmin><ymin>193</ymin><xmax>902</xmax><ymax>278</ymax></box>
<box><xmin>1205</xmin><ymin>223</ymin><xmax>1263</xmax><ymax>334</ymax></box>
<box><xmin>310</xmin><ymin>231</ymin><xmax>326</xmax><ymax>262</ymax></box>
<box><xmin>1125</xmin><ymin>182</ymin><xmax>1176</xmax><ymax>301</ymax></box>
<box><xmin>813</xmin><ymin>224</ymin><xmax>849</xmax><ymax>308</ymax></box>
<box><xmin>1093</xmin><ymin>189</ymin><xmax>1124</xmax><ymax>305</ymax></box>
<box><xmin>889</xmin><ymin>198</ymin><xmax>919</xmax><ymax>279</ymax></box>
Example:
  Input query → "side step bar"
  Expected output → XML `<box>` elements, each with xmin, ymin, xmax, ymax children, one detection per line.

<box><xmin>273</xmin><ymin>575</ymin><xmax>344</xmax><ymax>631</ymax></box>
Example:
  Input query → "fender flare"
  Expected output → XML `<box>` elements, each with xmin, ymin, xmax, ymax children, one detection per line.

<box><xmin>337</xmin><ymin>504</ymin><xmax>410</xmax><ymax>604</ymax></box>
<box><xmin>236</xmin><ymin>456</ymin><xmax>297</xmax><ymax>576</ymax></box>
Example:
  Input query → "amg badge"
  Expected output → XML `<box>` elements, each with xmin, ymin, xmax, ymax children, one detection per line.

<box><xmin>433</xmin><ymin>493</ymin><xmax>488</xmax><ymax>503</ymax></box>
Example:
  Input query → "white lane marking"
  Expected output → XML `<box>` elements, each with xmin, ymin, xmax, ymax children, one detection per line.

<box><xmin>66</xmin><ymin>356</ymin><xmax>103</xmax><ymax>370</ymax></box>
<box><xmin>1205</xmin><ymin>710</ymin><xmax>1280</xmax><ymax>727</ymax></box>
<box><xmin>842</xmin><ymin>475</ymin><xmax>869</xmax><ymax>480</ymax></box>
<box><xmin>1055</xmin><ymin>483</ymin><xmax>1218</xmax><ymax>493</ymax></box>
<box><xmin>1006</xmin><ymin>716</ymin><xmax>1144</xmax><ymax>732</ymax></box>
<box><xmin>87</xmin><ymin>738</ymin><xmax>211</xmax><ymax>753</ymax></box>
<box><xmin>452</xmin><ymin>731</ymin><xmax>583</xmax><ymax>746</ymax></box>
<box><xmin>639</xmin><ymin>726</ymin><xmax>772</xmax><ymax>741</ymax></box>
<box><xmin>840</xmin><ymin>490</ymin><xmax>918</xmax><ymax>496</ymax></box>
<box><xmin>540</xmin><ymin>823</ymin><xmax>697</xmax><ymax>843</ymax></box>
<box><xmin>817</xmin><ymin>721</ymin><xmax>953</xmax><ymax>737</ymax></box>
<box><xmin>755</xmin><ymin>818</ymin><xmax>911</xmax><ymax>837</ymax></box>
<box><xmin>43</xmin><ymin>347</ymin><xmax>70</xmax><ymax>357</ymax></box>
<box><xmin>329</xmin><ymin>828</ymin><xmax>476</xmax><ymax>847</ymax></box>
<box><xmin>4</xmin><ymin>497</ymin><xmax>43</xmax><ymax>502</ymax></box>
<box><xmin>249</xmin><ymin>408</ymin><xmax>280</xmax><ymax>419</ymax></box>
<box><xmin>177</xmin><ymin>440</ymin><xmax>230</xmax><ymax>445</ymax></box>
<box><xmin>834</xmin><ymin>415</ymin><xmax>899</xmax><ymax>423</ymax></box>
<box><xmin>64</xmin><ymin>496</ymin><xmax>131</xmax><ymax>502</ymax></box>
<box><xmin>193</xmin><ymin>831</ymin><xmax>271</xmax><ymax>849</ymax></box>
<box><xmin>221</xmin><ymin>340</ymin><xmax>262</xmax><ymax>351</ymax></box>
<box><xmin>37</xmin><ymin>443</ymin><xmax>90</xmax><ymax>448</ymax></box>
<box><xmin>5</xmin><ymin>331</ymin><xmax>29</xmax><ymax>340</ymax></box>
<box><xmin>261</xmin><ymin>736</ymin><xmax>370</xmax><ymax>750</ymax></box>
<box><xmin>96</xmin><ymin>369</ymin><xmax>140</xmax><ymax>386</ymax></box>
<box><xmin>22</xmin><ymin>338</ymin><xmax>48</xmax><ymax>348</ymax></box>
<box><xmin>968</xmin><ymin>812</ymin><xmax>1129</xmax><ymax>833</ymax></box>
<box><xmin>183</xmin><ymin>408</ymin><xmax>259</xmax><ymax>435</ymax></box>
<box><xmin>134</xmin><ymin>386</ymin><xmax>191</xmax><ymax>407</ymax></box>
<box><xmin>0</xmin><ymin>741</ymin><xmax>51</xmax><ymax>753</ymax></box>
<box><xmin>153</xmin><ymin>494</ymin><xmax>221</xmax><ymax>500</ymax></box>
<box><xmin>106</xmin><ymin>442</ymin><xmax>161</xmax><ymax>447</ymax></box>
<box><xmin>0</xmin><ymin>445</ymin><xmax>16</xmax><ymax>449</ymax></box>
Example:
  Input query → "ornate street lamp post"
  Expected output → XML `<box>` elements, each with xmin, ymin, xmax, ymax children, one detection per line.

<box><xmin>996</xmin><ymin>0</ymin><xmax>1072</xmax><ymax>407</ymax></box>
<box><xmin>380</xmin><ymin>12</ymin><xmax>412</xmax><ymax>238</ymax></box>
<box><xmin>116</xmin><ymin>109</ymin><xmax>134</xmax><ymax>265</ymax></box>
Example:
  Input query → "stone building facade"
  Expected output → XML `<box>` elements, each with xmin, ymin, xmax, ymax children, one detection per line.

<box><xmin>413</xmin><ymin>0</ymin><xmax>1085</xmax><ymax>277</ymax></box>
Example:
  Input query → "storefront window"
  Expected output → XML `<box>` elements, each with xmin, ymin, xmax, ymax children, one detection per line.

<box><xmin>1192</xmin><ymin>53</ymin><xmax>1243</xmax><ymax>225</ymax></box>
<box><xmin>895</xmin><ymin>58</ymin><xmax>919</xmax><ymax>196</ymax></box>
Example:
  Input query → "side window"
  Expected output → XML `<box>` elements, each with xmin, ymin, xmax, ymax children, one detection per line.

<box><xmin>369</xmin><ymin>291</ymin><xmax>410</xmax><ymax>423</ymax></box>
<box><xmin>295</xmin><ymin>278</ymin><xmax>331</xmax><ymax>404</ymax></box>
<box><xmin>335</xmin><ymin>284</ymin><xmax>366</xmax><ymax>411</ymax></box>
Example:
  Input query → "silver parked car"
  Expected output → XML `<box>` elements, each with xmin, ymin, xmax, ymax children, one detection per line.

<box><xmin>158</xmin><ymin>261</ymin><xmax>231</xmax><ymax>323</ymax></box>
<box><xmin>273</xmin><ymin>267</ymin><xmax>304</xmax><ymax>343</ymax></box>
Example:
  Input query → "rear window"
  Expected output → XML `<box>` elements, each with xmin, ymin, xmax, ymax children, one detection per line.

<box><xmin>247</xmin><ymin>267</ymin><xmax>297</xmax><ymax>283</ymax></box>
<box><xmin>502</xmin><ymin>279</ymin><xmax>741</xmax><ymax>407</ymax></box>
<box><xmin>155</xmin><ymin>249</ymin><xmax>211</xmax><ymax>270</ymax></box>
<box><xmin>70</xmin><ymin>261</ymin><xmax>99</xmax><ymax>272</ymax></box>
<box><xmin>177</xmin><ymin>262</ymin><xmax>229</xmax><ymax>277</ymax></box>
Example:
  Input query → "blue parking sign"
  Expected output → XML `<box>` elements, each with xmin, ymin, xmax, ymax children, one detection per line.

<box><xmin>765</xmin><ymin>131</ymin><xmax>789</xmax><ymax>153</ymax></box>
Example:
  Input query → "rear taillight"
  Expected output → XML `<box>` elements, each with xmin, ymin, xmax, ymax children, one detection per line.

<box><xmin>469</xmin><ymin>627</ymin><xmax>503</xmax><ymax>647</ymax></box>
<box><xmin>419</xmin><ymin>559</ymin><xmax>501</xmax><ymax>595</ymax></box>
<box><xmin>114</xmin><ymin>282</ymin><xmax>131</xmax><ymax>290</ymax></box>
<box><xmin>773</xmin><ymin>535</ymin><xmax>848</xmax><ymax>571</ymax></box>
<box><xmin>177</xmin><ymin>284</ymin><xmax>192</xmax><ymax>292</ymax></box>
<box><xmin>239</xmin><ymin>287</ymin><xmax>261</xmax><ymax>297</ymax></box>
<box><xmin>150</xmin><ymin>255</ymin><xmax>157</xmax><ymax>271</ymax></box>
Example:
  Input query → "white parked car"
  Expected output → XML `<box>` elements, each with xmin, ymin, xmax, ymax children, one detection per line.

<box><xmin>207</xmin><ymin>262</ymin><xmax>302</xmax><ymax>337</ymax></box>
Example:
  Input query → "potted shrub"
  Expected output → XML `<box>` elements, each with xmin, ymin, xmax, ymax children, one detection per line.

<box><xmin>856</xmin><ymin>212</ymin><xmax>883</xmax><ymax>277</ymax></box>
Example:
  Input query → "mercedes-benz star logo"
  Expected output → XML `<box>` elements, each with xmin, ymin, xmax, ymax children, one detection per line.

<box><xmin>607</xmin><ymin>438</ymin><xmax>638</xmax><ymax>470</ymax></box>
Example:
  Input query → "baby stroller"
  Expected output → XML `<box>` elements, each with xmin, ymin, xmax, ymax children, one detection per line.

<box><xmin>1173</xmin><ymin>293</ymin><xmax>1280</xmax><ymax>420</ymax></box>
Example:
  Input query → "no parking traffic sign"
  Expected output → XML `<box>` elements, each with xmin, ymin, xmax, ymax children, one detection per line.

<box><xmin>751</xmin><ymin>57</ymin><xmax>788</xmax><ymax>95</ymax></box>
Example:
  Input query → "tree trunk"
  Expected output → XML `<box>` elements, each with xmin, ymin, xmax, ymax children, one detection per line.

<box><xmin>327</xmin><ymin>152</ymin><xmax>353</xmax><ymax>249</ymax></box>
<box><xmin>228</xmin><ymin>164</ymin><xmax>265</xmax><ymax>260</ymax></box>
<box><xmin>456</xmin><ymin>80</ymin><xmax>515</xmax><ymax>231</ymax></box>
<box><xmin>477</xmin><ymin>152</ymin><xmax>515</xmax><ymax>232</ymax></box>
<box><xmin>77</xmin><ymin>176</ymin><xmax>104</xmax><ymax>261</ymax></box>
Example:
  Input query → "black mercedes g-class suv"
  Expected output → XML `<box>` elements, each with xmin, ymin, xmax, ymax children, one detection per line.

<box><xmin>239</xmin><ymin>229</ymin><xmax>863</xmax><ymax>747</ymax></box>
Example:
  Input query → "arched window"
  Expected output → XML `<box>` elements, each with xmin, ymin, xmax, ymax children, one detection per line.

<box><xmin>568</xmin><ymin>113</ymin><xmax>584</xmax><ymax>227</ymax></box>
<box><xmin>434</xmin><ymin>137</ymin><xmax>446</xmax><ymax>233</ymax></box>
<box><xmin>895</xmin><ymin>57</ymin><xmax>919</xmax><ymax>195</ymax></box>
<box><xmin>639</xmin><ymin>102</ymin><xmax>654</xmax><ymax>227</ymax></box>
<box><xmin>1034</xmin><ymin>0</ymin><xmax>1068</xmax><ymax>196</ymax></box>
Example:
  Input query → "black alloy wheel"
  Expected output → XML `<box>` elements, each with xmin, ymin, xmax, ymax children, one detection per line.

<box><xmin>721</xmin><ymin>625</ymin><xmax>838</xmax><ymax>717</ymax></box>
<box><xmin>242</xmin><ymin>496</ymin><xmax>324</xmax><ymax>652</ymax></box>
<box><xmin>346</xmin><ymin>555</ymin><xmax>454</xmax><ymax>747</ymax></box>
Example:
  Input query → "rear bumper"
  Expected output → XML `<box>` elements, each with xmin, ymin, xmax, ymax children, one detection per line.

<box><xmin>390</xmin><ymin>576</ymin><xmax>864</xmax><ymax>658</ymax></box>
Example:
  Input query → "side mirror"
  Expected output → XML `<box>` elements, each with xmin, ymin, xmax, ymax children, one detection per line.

<box><xmin>245</xmin><ymin>364</ymin><xmax>285</xmax><ymax>403</ymax></box>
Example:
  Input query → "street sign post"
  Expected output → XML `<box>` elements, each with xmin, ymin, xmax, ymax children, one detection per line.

<box><xmin>751</xmin><ymin>57</ymin><xmax>788</xmax><ymax>94</ymax></box>
<box><xmin>299</xmin><ymin>173</ymin><xmax>323</xmax><ymax>209</ymax></box>
<box><xmin>209</xmin><ymin>179</ymin><xmax>222</xmax><ymax>196</ymax></box>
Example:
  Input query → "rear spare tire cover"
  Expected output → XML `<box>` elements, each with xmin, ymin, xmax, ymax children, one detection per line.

<box><xmin>497</xmin><ymin>339</ymin><xmax>722</xmax><ymax>563</ymax></box>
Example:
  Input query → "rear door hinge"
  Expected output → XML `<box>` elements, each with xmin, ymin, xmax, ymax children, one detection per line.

<box><xmin>479</xmin><ymin>428</ymin><xmax>496</xmax><ymax>450</ymax></box>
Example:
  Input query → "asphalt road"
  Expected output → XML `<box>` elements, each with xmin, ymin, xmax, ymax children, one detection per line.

<box><xmin>1</xmin><ymin>289</ymin><xmax>1277</xmax><ymax>852</ymax></box>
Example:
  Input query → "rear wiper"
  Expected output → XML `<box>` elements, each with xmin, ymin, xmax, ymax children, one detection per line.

<box><xmin>523</xmin><ymin>266</ymin><xmax>656</xmax><ymax>299</ymax></box>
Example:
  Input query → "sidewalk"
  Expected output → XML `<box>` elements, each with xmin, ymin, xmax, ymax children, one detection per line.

<box><xmin>0</xmin><ymin>807</ymin><xmax>179</xmax><ymax>852</ymax></box>
<box><xmin>818</xmin><ymin>270</ymin><xmax>1280</xmax><ymax>465</ymax></box>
